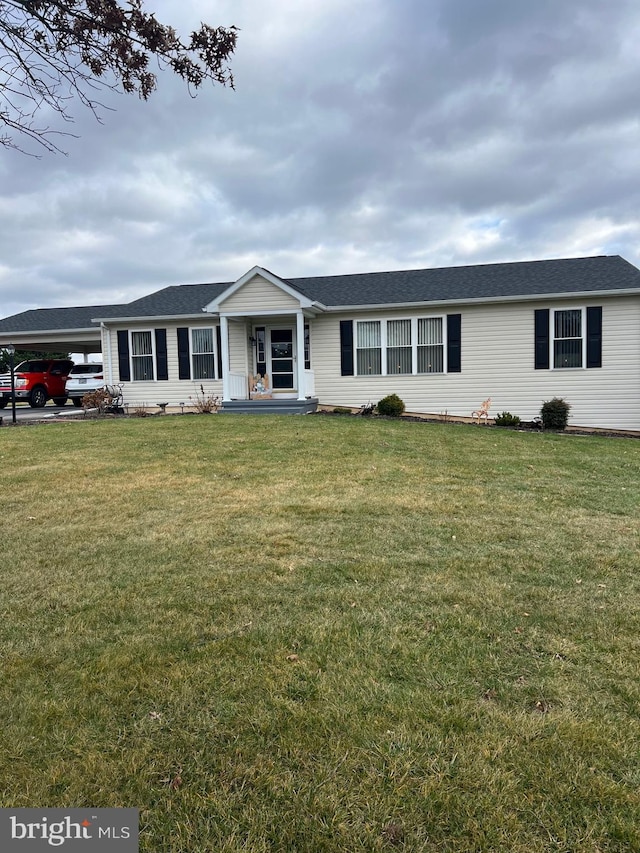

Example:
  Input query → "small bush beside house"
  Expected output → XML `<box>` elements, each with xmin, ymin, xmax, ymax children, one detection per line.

<box><xmin>541</xmin><ymin>397</ymin><xmax>571</xmax><ymax>430</ymax></box>
<box><xmin>494</xmin><ymin>411</ymin><xmax>521</xmax><ymax>427</ymax></box>
<box><xmin>377</xmin><ymin>394</ymin><xmax>406</xmax><ymax>417</ymax></box>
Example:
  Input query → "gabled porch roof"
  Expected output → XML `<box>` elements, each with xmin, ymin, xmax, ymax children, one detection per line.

<box><xmin>203</xmin><ymin>266</ymin><xmax>321</xmax><ymax>314</ymax></box>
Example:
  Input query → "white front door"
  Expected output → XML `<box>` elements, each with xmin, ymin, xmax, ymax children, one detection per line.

<box><xmin>268</xmin><ymin>328</ymin><xmax>296</xmax><ymax>390</ymax></box>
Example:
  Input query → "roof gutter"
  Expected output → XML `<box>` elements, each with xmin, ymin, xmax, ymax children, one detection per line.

<box><xmin>93</xmin><ymin>303</ymin><xmax>327</xmax><ymax>323</ymax></box>
<box><xmin>92</xmin><ymin>313</ymin><xmax>214</xmax><ymax>324</ymax></box>
<box><xmin>0</xmin><ymin>327</ymin><xmax>101</xmax><ymax>337</ymax></box>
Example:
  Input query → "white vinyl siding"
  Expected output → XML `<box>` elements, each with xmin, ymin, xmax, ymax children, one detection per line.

<box><xmin>101</xmin><ymin>295</ymin><xmax>640</xmax><ymax>430</ymax></box>
<box><xmin>131</xmin><ymin>330</ymin><xmax>154</xmax><ymax>381</ymax></box>
<box><xmin>220</xmin><ymin>274</ymin><xmax>299</xmax><ymax>313</ymax></box>
<box><xmin>308</xmin><ymin>296</ymin><xmax>640</xmax><ymax>430</ymax></box>
<box><xmin>106</xmin><ymin>322</ymin><xmax>222</xmax><ymax>405</ymax></box>
<box><xmin>191</xmin><ymin>328</ymin><xmax>216</xmax><ymax>379</ymax></box>
<box><xmin>228</xmin><ymin>320</ymin><xmax>249</xmax><ymax>374</ymax></box>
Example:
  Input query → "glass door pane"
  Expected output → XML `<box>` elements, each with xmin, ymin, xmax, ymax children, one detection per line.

<box><xmin>270</xmin><ymin>329</ymin><xmax>295</xmax><ymax>389</ymax></box>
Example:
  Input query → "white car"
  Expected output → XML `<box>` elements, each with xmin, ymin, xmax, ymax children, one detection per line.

<box><xmin>65</xmin><ymin>363</ymin><xmax>105</xmax><ymax>407</ymax></box>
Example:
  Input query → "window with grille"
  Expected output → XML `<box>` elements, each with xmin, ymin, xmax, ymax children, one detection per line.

<box><xmin>387</xmin><ymin>319</ymin><xmax>412</xmax><ymax>374</ymax></box>
<box><xmin>356</xmin><ymin>321</ymin><xmax>382</xmax><ymax>375</ymax></box>
<box><xmin>131</xmin><ymin>331</ymin><xmax>154</xmax><ymax>381</ymax></box>
<box><xmin>417</xmin><ymin>317</ymin><xmax>444</xmax><ymax>373</ymax></box>
<box><xmin>191</xmin><ymin>328</ymin><xmax>216</xmax><ymax>379</ymax></box>
<box><xmin>354</xmin><ymin>316</ymin><xmax>447</xmax><ymax>375</ymax></box>
<box><xmin>554</xmin><ymin>309</ymin><xmax>583</xmax><ymax>368</ymax></box>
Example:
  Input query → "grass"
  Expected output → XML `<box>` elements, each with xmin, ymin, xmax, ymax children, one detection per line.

<box><xmin>1</xmin><ymin>414</ymin><xmax>639</xmax><ymax>852</ymax></box>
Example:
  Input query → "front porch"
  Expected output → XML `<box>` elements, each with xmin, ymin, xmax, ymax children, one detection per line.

<box><xmin>219</xmin><ymin>311</ymin><xmax>315</xmax><ymax>403</ymax></box>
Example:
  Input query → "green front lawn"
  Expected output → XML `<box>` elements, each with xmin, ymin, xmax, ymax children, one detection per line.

<box><xmin>1</xmin><ymin>415</ymin><xmax>639</xmax><ymax>851</ymax></box>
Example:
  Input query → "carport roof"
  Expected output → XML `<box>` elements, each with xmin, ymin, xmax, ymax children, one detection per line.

<box><xmin>0</xmin><ymin>303</ymin><xmax>125</xmax><ymax>334</ymax></box>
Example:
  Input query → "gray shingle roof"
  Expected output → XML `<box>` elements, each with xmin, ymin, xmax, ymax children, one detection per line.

<box><xmin>0</xmin><ymin>304</ymin><xmax>125</xmax><ymax>333</ymax></box>
<box><xmin>113</xmin><ymin>282</ymin><xmax>230</xmax><ymax>317</ymax></box>
<box><xmin>2</xmin><ymin>256</ymin><xmax>639</xmax><ymax>333</ymax></box>
<box><xmin>286</xmin><ymin>255</ymin><xmax>640</xmax><ymax>306</ymax></box>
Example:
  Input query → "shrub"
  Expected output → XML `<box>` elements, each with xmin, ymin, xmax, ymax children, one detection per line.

<box><xmin>81</xmin><ymin>388</ymin><xmax>124</xmax><ymax>414</ymax></box>
<box><xmin>189</xmin><ymin>384</ymin><xmax>221</xmax><ymax>414</ymax></box>
<box><xmin>540</xmin><ymin>397</ymin><xmax>571</xmax><ymax>430</ymax></box>
<box><xmin>494</xmin><ymin>411</ymin><xmax>521</xmax><ymax>427</ymax></box>
<box><xmin>332</xmin><ymin>407</ymin><xmax>352</xmax><ymax>415</ymax></box>
<box><xmin>81</xmin><ymin>388</ymin><xmax>110</xmax><ymax>411</ymax></box>
<box><xmin>376</xmin><ymin>394</ymin><xmax>405</xmax><ymax>417</ymax></box>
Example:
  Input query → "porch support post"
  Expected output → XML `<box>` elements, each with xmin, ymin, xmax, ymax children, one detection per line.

<box><xmin>296</xmin><ymin>310</ymin><xmax>305</xmax><ymax>400</ymax></box>
<box><xmin>101</xmin><ymin>323</ymin><xmax>114</xmax><ymax>384</ymax></box>
<box><xmin>220</xmin><ymin>315</ymin><xmax>231</xmax><ymax>401</ymax></box>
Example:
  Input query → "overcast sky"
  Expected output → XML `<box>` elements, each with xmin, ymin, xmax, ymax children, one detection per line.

<box><xmin>2</xmin><ymin>0</ymin><xmax>640</xmax><ymax>319</ymax></box>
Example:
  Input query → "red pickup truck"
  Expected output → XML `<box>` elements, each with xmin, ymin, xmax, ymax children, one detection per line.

<box><xmin>0</xmin><ymin>358</ymin><xmax>74</xmax><ymax>408</ymax></box>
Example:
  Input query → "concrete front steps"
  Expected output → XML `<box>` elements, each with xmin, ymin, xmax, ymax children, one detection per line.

<box><xmin>219</xmin><ymin>398</ymin><xmax>319</xmax><ymax>415</ymax></box>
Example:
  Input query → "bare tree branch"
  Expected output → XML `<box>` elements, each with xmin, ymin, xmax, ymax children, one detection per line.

<box><xmin>0</xmin><ymin>0</ymin><xmax>238</xmax><ymax>153</ymax></box>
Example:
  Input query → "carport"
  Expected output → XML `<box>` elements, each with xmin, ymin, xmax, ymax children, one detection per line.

<box><xmin>0</xmin><ymin>304</ymin><xmax>124</xmax><ymax>359</ymax></box>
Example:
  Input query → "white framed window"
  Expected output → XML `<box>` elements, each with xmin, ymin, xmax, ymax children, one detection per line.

<box><xmin>355</xmin><ymin>316</ymin><xmax>446</xmax><ymax>376</ymax></box>
<box><xmin>553</xmin><ymin>308</ymin><xmax>584</xmax><ymax>368</ymax></box>
<box><xmin>417</xmin><ymin>317</ymin><xmax>444</xmax><ymax>373</ymax></box>
<box><xmin>387</xmin><ymin>319</ymin><xmax>412</xmax><ymax>374</ymax></box>
<box><xmin>356</xmin><ymin>320</ymin><xmax>382</xmax><ymax>374</ymax></box>
<box><xmin>130</xmin><ymin>330</ymin><xmax>154</xmax><ymax>381</ymax></box>
<box><xmin>191</xmin><ymin>328</ymin><xmax>216</xmax><ymax>379</ymax></box>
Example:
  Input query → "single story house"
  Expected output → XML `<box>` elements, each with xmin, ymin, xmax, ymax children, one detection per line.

<box><xmin>1</xmin><ymin>254</ymin><xmax>640</xmax><ymax>429</ymax></box>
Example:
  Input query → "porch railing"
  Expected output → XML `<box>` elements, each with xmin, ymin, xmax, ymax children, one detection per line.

<box><xmin>227</xmin><ymin>370</ymin><xmax>314</xmax><ymax>400</ymax></box>
<box><xmin>228</xmin><ymin>372</ymin><xmax>248</xmax><ymax>400</ymax></box>
<box><xmin>303</xmin><ymin>369</ymin><xmax>315</xmax><ymax>398</ymax></box>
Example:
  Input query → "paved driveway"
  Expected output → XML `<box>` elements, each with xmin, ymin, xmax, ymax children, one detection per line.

<box><xmin>0</xmin><ymin>403</ymin><xmax>83</xmax><ymax>424</ymax></box>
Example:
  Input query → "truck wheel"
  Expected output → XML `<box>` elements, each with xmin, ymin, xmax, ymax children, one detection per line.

<box><xmin>0</xmin><ymin>398</ymin><xmax>7</xmax><ymax>409</ymax></box>
<box><xmin>52</xmin><ymin>397</ymin><xmax>67</xmax><ymax>406</ymax></box>
<box><xmin>72</xmin><ymin>398</ymin><xmax>83</xmax><ymax>407</ymax></box>
<box><xmin>30</xmin><ymin>387</ymin><xmax>47</xmax><ymax>408</ymax></box>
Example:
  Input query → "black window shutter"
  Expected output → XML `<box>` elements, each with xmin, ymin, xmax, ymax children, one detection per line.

<box><xmin>216</xmin><ymin>326</ymin><xmax>223</xmax><ymax>379</ymax></box>
<box><xmin>534</xmin><ymin>309</ymin><xmax>550</xmax><ymax>370</ymax></box>
<box><xmin>155</xmin><ymin>329</ymin><xmax>168</xmax><ymax>380</ymax></box>
<box><xmin>446</xmin><ymin>314</ymin><xmax>461</xmax><ymax>373</ymax></box>
<box><xmin>177</xmin><ymin>327</ymin><xmax>191</xmax><ymax>380</ymax></box>
<box><xmin>117</xmin><ymin>331</ymin><xmax>130</xmax><ymax>382</ymax></box>
<box><xmin>586</xmin><ymin>307</ymin><xmax>602</xmax><ymax>368</ymax></box>
<box><xmin>339</xmin><ymin>320</ymin><xmax>354</xmax><ymax>376</ymax></box>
